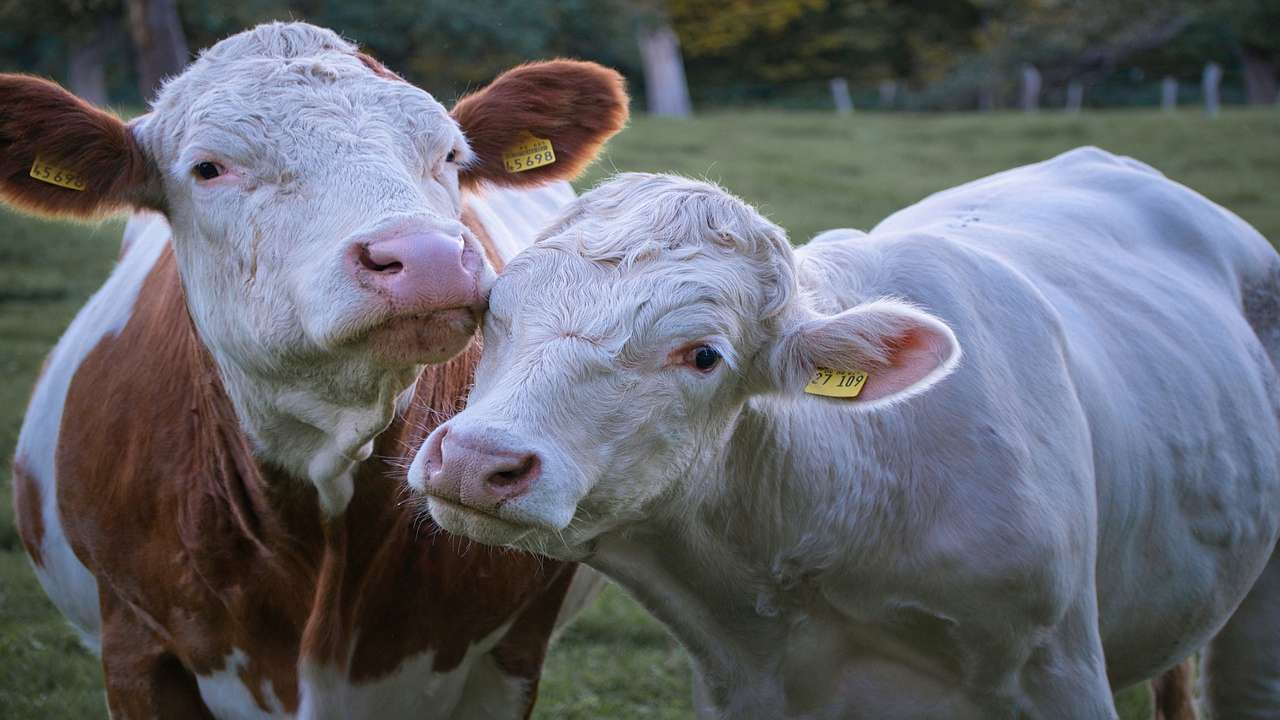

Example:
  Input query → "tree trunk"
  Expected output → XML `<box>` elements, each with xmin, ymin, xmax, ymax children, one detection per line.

<box><xmin>67</xmin><ymin>17</ymin><xmax>115</xmax><ymax>107</ymax></box>
<box><xmin>126</xmin><ymin>0</ymin><xmax>189</xmax><ymax>102</ymax></box>
<box><xmin>637</xmin><ymin>21</ymin><xmax>691</xmax><ymax>117</ymax></box>
<box><xmin>1240</xmin><ymin>46</ymin><xmax>1278</xmax><ymax>106</ymax></box>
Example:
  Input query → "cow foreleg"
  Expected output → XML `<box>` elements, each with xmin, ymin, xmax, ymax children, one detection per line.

<box><xmin>1202</xmin><ymin>543</ymin><xmax>1280</xmax><ymax>719</ymax></box>
<box><xmin>1016</xmin><ymin>594</ymin><xmax>1119</xmax><ymax>720</ymax></box>
<box><xmin>1151</xmin><ymin>658</ymin><xmax>1198</xmax><ymax>720</ymax></box>
<box><xmin>99</xmin><ymin>590</ymin><xmax>213</xmax><ymax>720</ymax></box>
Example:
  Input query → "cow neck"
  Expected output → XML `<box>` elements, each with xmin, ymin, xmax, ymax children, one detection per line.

<box><xmin>195</xmin><ymin>202</ymin><xmax>503</xmax><ymax>519</ymax></box>
<box><xmin>589</xmin><ymin>396</ymin><xmax>912</xmax><ymax>696</ymax></box>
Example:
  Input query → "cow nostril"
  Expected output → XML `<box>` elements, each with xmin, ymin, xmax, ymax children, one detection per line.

<box><xmin>357</xmin><ymin>244</ymin><xmax>403</xmax><ymax>274</ymax></box>
<box><xmin>425</xmin><ymin>427</ymin><xmax>448</xmax><ymax>471</ymax></box>
<box><xmin>488</xmin><ymin>454</ymin><xmax>539</xmax><ymax>488</ymax></box>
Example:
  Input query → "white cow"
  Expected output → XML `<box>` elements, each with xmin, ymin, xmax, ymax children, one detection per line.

<box><xmin>410</xmin><ymin>148</ymin><xmax>1280</xmax><ymax>718</ymax></box>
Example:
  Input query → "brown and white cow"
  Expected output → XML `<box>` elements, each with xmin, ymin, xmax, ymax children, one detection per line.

<box><xmin>3</xmin><ymin>22</ymin><xmax>626</xmax><ymax>718</ymax></box>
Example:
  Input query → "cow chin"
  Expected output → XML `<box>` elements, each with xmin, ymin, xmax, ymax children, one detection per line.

<box><xmin>366</xmin><ymin>308</ymin><xmax>479</xmax><ymax>366</ymax></box>
<box><xmin>427</xmin><ymin>496</ymin><xmax>536</xmax><ymax>548</ymax></box>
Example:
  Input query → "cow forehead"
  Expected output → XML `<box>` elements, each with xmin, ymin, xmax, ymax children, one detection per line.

<box><xmin>147</xmin><ymin>23</ymin><xmax>458</xmax><ymax>165</ymax></box>
<box><xmin>494</xmin><ymin>250</ymin><xmax>750</xmax><ymax>350</ymax></box>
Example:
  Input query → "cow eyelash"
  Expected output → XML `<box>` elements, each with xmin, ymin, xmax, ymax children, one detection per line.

<box><xmin>193</xmin><ymin>161</ymin><xmax>225</xmax><ymax>181</ymax></box>
<box><xmin>674</xmin><ymin>343</ymin><xmax>724</xmax><ymax>373</ymax></box>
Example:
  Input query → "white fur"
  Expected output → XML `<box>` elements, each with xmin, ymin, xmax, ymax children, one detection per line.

<box><xmin>469</xmin><ymin>182</ymin><xmax>576</xmax><ymax>261</ymax></box>
<box><xmin>196</xmin><ymin>648</ymin><xmax>288</xmax><ymax>719</ymax></box>
<box><xmin>293</xmin><ymin>622</ymin><xmax>517</xmax><ymax>720</ymax></box>
<box><xmin>416</xmin><ymin>149</ymin><xmax>1280</xmax><ymax>718</ymax></box>
<box><xmin>14</xmin><ymin>212</ymin><xmax>171</xmax><ymax>653</ymax></box>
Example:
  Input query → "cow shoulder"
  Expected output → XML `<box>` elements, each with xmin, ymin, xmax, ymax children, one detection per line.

<box><xmin>55</xmin><ymin>240</ymin><xmax>317</xmax><ymax>698</ymax></box>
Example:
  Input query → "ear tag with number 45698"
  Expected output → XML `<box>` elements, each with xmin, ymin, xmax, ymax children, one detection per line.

<box><xmin>804</xmin><ymin>368</ymin><xmax>868</xmax><ymax>398</ymax></box>
<box><xmin>30</xmin><ymin>156</ymin><xmax>87</xmax><ymax>191</ymax></box>
<box><xmin>502</xmin><ymin>132</ymin><xmax>556</xmax><ymax>173</ymax></box>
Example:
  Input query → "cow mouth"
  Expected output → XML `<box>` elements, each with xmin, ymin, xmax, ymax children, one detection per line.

<box><xmin>426</xmin><ymin>495</ymin><xmax>536</xmax><ymax>547</ymax></box>
<box><xmin>365</xmin><ymin>307</ymin><xmax>479</xmax><ymax>366</ymax></box>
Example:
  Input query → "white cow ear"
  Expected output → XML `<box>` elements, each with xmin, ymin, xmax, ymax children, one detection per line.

<box><xmin>769</xmin><ymin>298</ymin><xmax>960</xmax><ymax>408</ymax></box>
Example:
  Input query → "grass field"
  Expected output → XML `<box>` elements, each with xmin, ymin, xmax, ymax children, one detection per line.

<box><xmin>2</xmin><ymin>108</ymin><xmax>1278</xmax><ymax>717</ymax></box>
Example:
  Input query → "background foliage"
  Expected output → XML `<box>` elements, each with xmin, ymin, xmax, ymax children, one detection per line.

<box><xmin>0</xmin><ymin>0</ymin><xmax>1277</xmax><ymax>110</ymax></box>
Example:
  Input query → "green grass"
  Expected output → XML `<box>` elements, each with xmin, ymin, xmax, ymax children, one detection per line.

<box><xmin>3</xmin><ymin>108</ymin><xmax>1278</xmax><ymax>717</ymax></box>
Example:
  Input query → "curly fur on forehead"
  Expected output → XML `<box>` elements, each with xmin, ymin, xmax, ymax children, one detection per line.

<box><xmin>202</xmin><ymin>21</ymin><xmax>356</xmax><ymax>62</ymax></box>
<box><xmin>153</xmin><ymin>22</ymin><xmax>368</xmax><ymax>111</ymax></box>
<box><xmin>533</xmin><ymin>173</ymin><xmax>798</xmax><ymax>318</ymax></box>
<box><xmin>143</xmin><ymin>21</ymin><xmax>460</xmax><ymax>180</ymax></box>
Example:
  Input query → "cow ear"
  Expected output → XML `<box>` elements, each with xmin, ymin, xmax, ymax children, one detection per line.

<box><xmin>0</xmin><ymin>74</ymin><xmax>161</xmax><ymax>219</ymax></box>
<box><xmin>451</xmin><ymin>60</ymin><xmax>629</xmax><ymax>190</ymax></box>
<box><xmin>769</xmin><ymin>299</ymin><xmax>961</xmax><ymax>408</ymax></box>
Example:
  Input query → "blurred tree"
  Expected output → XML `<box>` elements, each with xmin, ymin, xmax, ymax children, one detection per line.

<box><xmin>0</xmin><ymin>0</ymin><xmax>1270</xmax><ymax>111</ymax></box>
<box><xmin>969</xmin><ymin>0</ymin><xmax>1193</xmax><ymax>101</ymax></box>
<box><xmin>127</xmin><ymin>0</ymin><xmax>189</xmax><ymax>100</ymax></box>
<box><xmin>0</xmin><ymin>0</ymin><xmax>124</xmax><ymax>104</ymax></box>
<box><xmin>1209</xmin><ymin>0</ymin><xmax>1279</xmax><ymax>104</ymax></box>
<box><xmin>666</xmin><ymin>0</ymin><xmax>984</xmax><ymax>107</ymax></box>
<box><xmin>967</xmin><ymin>0</ymin><xmax>1279</xmax><ymax>107</ymax></box>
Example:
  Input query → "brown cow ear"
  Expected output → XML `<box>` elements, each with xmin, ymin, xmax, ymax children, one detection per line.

<box><xmin>451</xmin><ymin>60</ymin><xmax>629</xmax><ymax>190</ymax></box>
<box><xmin>0</xmin><ymin>74</ymin><xmax>161</xmax><ymax>219</ymax></box>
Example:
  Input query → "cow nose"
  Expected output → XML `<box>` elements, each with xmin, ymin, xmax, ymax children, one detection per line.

<box><xmin>423</xmin><ymin>426</ymin><xmax>540</xmax><ymax>511</ymax></box>
<box><xmin>350</xmin><ymin>230</ymin><xmax>485</xmax><ymax>313</ymax></box>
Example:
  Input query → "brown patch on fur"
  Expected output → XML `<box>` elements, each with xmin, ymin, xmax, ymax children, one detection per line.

<box><xmin>462</xmin><ymin>203</ymin><xmax>505</xmax><ymax>273</ymax></box>
<box><xmin>0</xmin><ymin>74</ymin><xmax>161</xmax><ymax>218</ymax></box>
<box><xmin>452</xmin><ymin>60</ymin><xmax>629</xmax><ymax>190</ymax></box>
<box><xmin>12</xmin><ymin>457</ymin><xmax>44</xmax><ymax>566</ymax></box>
<box><xmin>1152</xmin><ymin>658</ymin><xmax>1198</xmax><ymax>720</ymax></box>
<box><xmin>355</xmin><ymin>51</ymin><xmax>405</xmax><ymax>82</ymax></box>
<box><xmin>53</xmin><ymin>233</ymin><xmax>573</xmax><ymax>713</ymax></box>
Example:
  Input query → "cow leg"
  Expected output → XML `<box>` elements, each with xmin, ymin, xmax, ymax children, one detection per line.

<box><xmin>1151</xmin><ymin>658</ymin><xmax>1198</xmax><ymax>720</ymax></box>
<box><xmin>1202</xmin><ymin>545</ymin><xmax>1280</xmax><ymax>719</ymax></box>
<box><xmin>1017</xmin><ymin>593</ymin><xmax>1119</xmax><ymax>720</ymax></box>
<box><xmin>99</xmin><ymin>590</ymin><xmax>213</xmax><ymax>720</ymax></box>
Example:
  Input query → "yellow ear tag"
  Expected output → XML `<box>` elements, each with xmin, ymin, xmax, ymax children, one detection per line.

<box><xmin>804</xmin><ymin>368</ymin><xmax>868</xmax><ymax>398</ymax></box>
<box><xmin>502</xmin><ymin>132</ymin><xmax>556</xmax><ymax>173</ymax></box>
<box><xmin>30</xmin><ymin>156</ymin><xmax>87</xmax><ymax>191</ymax></box>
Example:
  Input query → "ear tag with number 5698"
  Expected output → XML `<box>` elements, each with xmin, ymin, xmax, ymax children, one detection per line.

<box><xmin>502</xmin><ymin>132</ymin><xmax>556</xmax><ymax>173</ymax></box>
<box><xmin>804</xmin><ymin>368</ymin><xmax>868</xmax><ymax>398</ymax></box>
<box><xmin>30</xmin><ymin>156</ymin><xmax>87</xmax><ymax>191</ymax></box>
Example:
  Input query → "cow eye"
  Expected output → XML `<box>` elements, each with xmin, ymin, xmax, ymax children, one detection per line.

<box><xmin>193</xmin><ymin>161</ymin><xmax>223</xmax><ymax>180</ymax></box>
<box><xmin>446</xmin><ymin>150</ymin><xmax>457</xmax><ymax>163</ymax></box>
<box><xmin>690</xmin><ymin>345</ymin><xmax>721</xmax><ymax>372</ymax></box>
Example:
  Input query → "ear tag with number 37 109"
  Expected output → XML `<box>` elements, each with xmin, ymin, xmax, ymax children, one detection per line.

<box><xmin>804</xmin><ymin>368</ymin><xmax>868</xmax><ymax>398</ymax></box>
<box><xmin>502</xmin><ymin>132</ymin><xmax>556</xmax><ymax>173</ymax></box>
<box><xmin>30</xmin><ymin>156</ymin><xmax>87</xmax><ymax>191</ymax></box>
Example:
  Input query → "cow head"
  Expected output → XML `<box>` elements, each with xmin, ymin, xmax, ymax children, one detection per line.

<box><xmin>0</xmin><ymin>23</ymin><xmax>627</xmax><ymax>502</ymax></box>
<box><xmin>408</xmin><ymin>174</ymin><xmax>960</xmax><ymax>557</ymax></box>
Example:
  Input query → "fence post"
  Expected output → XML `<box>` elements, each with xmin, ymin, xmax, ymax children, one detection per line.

<box><xmin>830</xmin><ymin>78</ymin><xmax>853</xmax><ymax>114</ymax></box>
<box><xmin>1021</xmin><ymin>64</ymin><xmax>1041</xmax><ymax>112</ymax></box>
<box><xmin>978</xmin><ymin>86</ymin><xmax>995</xmax><ymax>111</ymax></box>
<box><xmin>1203</xmin><ymin>62</ymin><xmax>1222</xmax><ymax>118</ymax></box>
<box><xmin>879</xmin><ymin>79</ymin><xmax>898</xmax><ymax>110</ymax></box>
<box><xmin>1161</xmin><ymin>76</ymin><xmax>1178</xmax><ymax>111</ymax></box>
<box><xmin>1065</xmin><ymin>80</ymin><xmax>1084</xmax><ymax>113</ymax></box>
